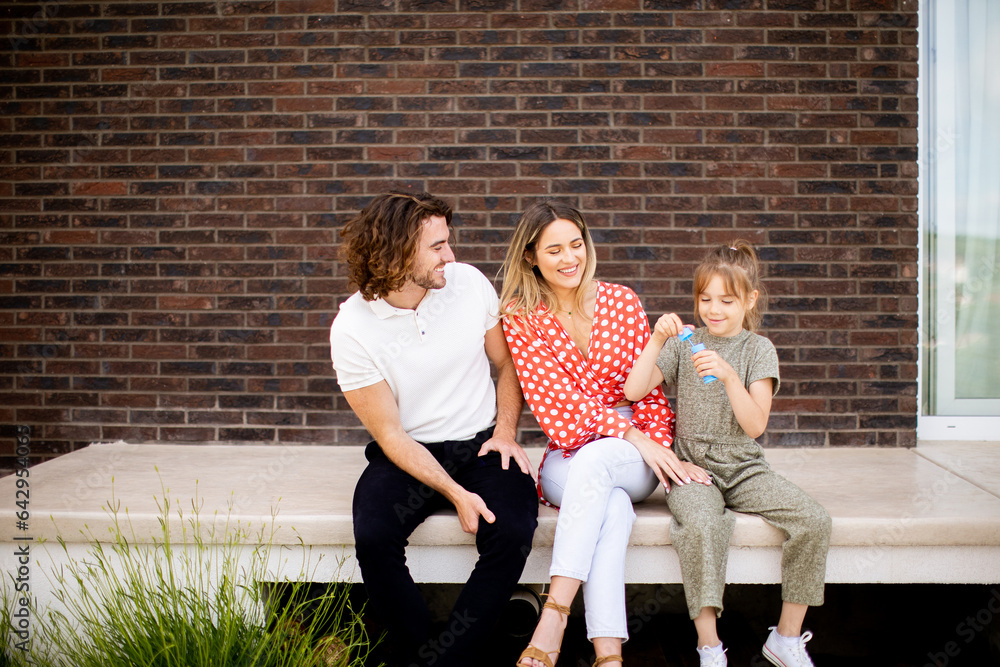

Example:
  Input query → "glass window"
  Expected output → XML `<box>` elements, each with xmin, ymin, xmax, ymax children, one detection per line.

<box><xmin>920</xmin><ymin>0</ymin><xmax>1000</xmax><ymax>438</ymax></box>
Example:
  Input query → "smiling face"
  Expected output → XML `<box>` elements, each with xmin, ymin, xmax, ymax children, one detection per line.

<box><xmin>409</xmin><ymin>214</ymin><xmax>454</xmax><ymax>290</ymax></box>
<box><xmin>698</xmin><ymin>273</ymin><xmax>758</xmax><ymax>338</ymax></box>
<box><xmin>530</xmin><ymin>218</ymin><xmax>588</xmax><ymax>296</ymax></box>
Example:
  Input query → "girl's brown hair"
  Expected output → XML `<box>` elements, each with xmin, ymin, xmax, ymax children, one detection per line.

<box><xmin>339</xmin><ymin>191</ymin><xmax>452</xmax><ymax>301</ymax></box>
<box><xmin>693</xmin><ymin>240</ymin><xmax>767</xmax><ymax>332</ymax></box>
<box><xmin>498</xmin><ymin>200</ymin><xmax>597</xmax><ymax>325</ymax></box>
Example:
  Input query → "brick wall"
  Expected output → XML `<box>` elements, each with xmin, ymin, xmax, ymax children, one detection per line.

<box><xmin>0</xmin><ymin>0</ymin><xmax>919</xmax><ymax>472</ymax></box>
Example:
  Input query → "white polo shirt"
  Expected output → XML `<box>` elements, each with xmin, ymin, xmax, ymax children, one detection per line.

<box><xmin>330</xmin><ymin>262</ymin><xmax>500</xmax><ymax>443</ymax></box>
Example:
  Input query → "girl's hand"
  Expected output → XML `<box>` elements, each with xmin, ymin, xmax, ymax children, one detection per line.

<box><xmin>652</xmin><ymin>313</ymin><xmax>687</xmax><ymax>343</ymax></box>
<box><xmin>692</xmin><ymin>348</ymin><xmax>736</xmax><ymax>383</ymax></box>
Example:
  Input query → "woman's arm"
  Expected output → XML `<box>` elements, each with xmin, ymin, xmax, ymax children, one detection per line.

<box><xmin>624</xmin><ymin>312</ymin><xmax>685</xmax><ymax>402</ymax></box>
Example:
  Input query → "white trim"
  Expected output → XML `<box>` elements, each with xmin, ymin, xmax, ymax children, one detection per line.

<box><xmin>918</xmin><ymin>415</ymin><xmax>1000</xmax><ymax>441</ymax></box>
<box><xmin>917</xmin><ymin>0</ymin><xmax>929</xmax><ymax>421</ymax></box>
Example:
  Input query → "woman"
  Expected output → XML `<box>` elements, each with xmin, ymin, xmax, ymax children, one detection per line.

<box><xmin>500</xmin><ymin>201</ymin><xmax>711</xmax><ymax>667</ymax></box>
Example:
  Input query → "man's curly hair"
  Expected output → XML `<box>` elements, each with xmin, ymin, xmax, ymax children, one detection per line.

<box><xmin>339</xmin><ymin>191</ymin><xmax>453</xmax><ymax>301</ymax></box>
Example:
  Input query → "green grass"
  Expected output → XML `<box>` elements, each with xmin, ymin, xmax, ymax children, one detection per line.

<box><xmin>3</xmin><ymin>483</ymin><xmax>375</xmax><ymax>667</ymax></box>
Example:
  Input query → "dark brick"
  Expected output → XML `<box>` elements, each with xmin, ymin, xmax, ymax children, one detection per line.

<box><xmin>0</xmin><ymin>3</ymin><xmax>920</xmax><ymax>455</ymax></box>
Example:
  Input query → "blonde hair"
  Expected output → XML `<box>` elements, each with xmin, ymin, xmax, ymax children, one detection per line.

<box><xmin>499</xmin><ymin>200</ymin><xmax>597</xmax><ymax>325</ymax></box>
<box><xmin>693</xmin><ymin>240</ymin><xmax>767</xmax><ymax>332</ymax></box>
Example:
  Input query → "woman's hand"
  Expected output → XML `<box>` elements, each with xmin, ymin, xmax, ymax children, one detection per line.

<box><xmin>682</xmin><ymin>461</ymin><xmax>712</xmax><ymax>486</ymax></box>
<box><xmin>624</xmin><ymin>427</ymin><xmax>711</xmax><ymax>490</ymax></box>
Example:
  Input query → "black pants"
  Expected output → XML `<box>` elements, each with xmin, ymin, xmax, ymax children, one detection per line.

<box><xmin>352</xmin><ymin>428</ymin><xmax>539</xmax><ymax>667</ymax></box>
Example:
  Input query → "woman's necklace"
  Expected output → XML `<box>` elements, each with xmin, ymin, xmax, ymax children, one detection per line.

<box><xmin>556</xmin><ymin>303</ymin><xmax>587</xmax><ymax>350</ymax></box>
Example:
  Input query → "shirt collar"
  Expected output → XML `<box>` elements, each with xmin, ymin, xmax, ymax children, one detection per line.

<box><xmin>365</xmin><ymin>263</ymin><xmax>454</xmax><ymax>319</ymax></box>
<box><xmin>368</xmin><ymin>297</ymin><xmax>410</xmax><ymax>320</ymax></box>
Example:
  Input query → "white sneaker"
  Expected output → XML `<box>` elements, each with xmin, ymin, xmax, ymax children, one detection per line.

<box><xmin>697</xmin><ymin>644</ymin><xmax>728</xmax><ymax>667</ymax></box>
<box><xmin>762</xmin><ymin>626</ymin><xmax>816</xmax><ymax>667</ymax></box>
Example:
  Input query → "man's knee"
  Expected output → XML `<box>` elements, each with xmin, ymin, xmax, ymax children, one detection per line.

<box><xmin>353</xmin><ymin>501</ymin><xmax>413</xmax><ymax>557</ymax></box>
<box><xmin>481</xmin><ymin>507</ymin><xmax>537</xmax><ymax>561</ymax></box>
<box><xmin>353</xmin><ymin>517</ymin><xmax>391</xmax><ymax>558</ymax></box>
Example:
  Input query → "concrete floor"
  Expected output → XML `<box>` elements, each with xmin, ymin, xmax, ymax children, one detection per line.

<box><xmin>6</xmin><ymin>441</ymin><xmax>1000</xmax><ymax>665</ymax></box>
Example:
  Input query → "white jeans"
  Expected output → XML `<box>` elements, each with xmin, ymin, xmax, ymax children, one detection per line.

<box><xmin>540</xmin><ymin>429</ymin><xmax>659</xmax><ymax>640</ymax></box>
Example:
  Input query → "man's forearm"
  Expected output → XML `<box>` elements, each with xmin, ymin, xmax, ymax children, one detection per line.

<box><xmin>379</xmin><ymin>432</ymin><xmax>467</xmax><ymax>503</ymax></box>
<box><xmin>342</xmin><ymin>383</ymin><xmax>471</xmax><ymax>508</ymax></box>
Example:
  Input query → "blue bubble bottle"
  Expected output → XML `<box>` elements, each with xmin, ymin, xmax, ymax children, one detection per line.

<box><xmin>677</xmin><ymin>326</ymin><xmax>717</xmax><ymax>384</ymax></box>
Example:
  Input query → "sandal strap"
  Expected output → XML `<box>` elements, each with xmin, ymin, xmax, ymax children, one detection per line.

<box><xmin>593</xmin><ymin>655</ymin><xmax>623</xmax><ymax>667</ymax></box>
<box><xmin>541</xmin><ymin>594</ymin><xmax>571</xmax><ymax>618</ymax></box>
<box><xmin>517</xmin><ymin>644</ymin><xmax>558</xmax><ymax>667</ymax></box>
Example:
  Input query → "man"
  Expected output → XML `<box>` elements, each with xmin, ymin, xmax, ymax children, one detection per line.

<box><xmin>329</xmin><ymin>192</ymin><xmax>539</xmax><ymax>667</ymax></box>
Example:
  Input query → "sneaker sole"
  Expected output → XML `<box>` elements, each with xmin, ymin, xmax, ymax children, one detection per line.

<box><xmin>761</xmin><ymin>645</ymin><xmax>788</xmax><ymax>667</ymax></box>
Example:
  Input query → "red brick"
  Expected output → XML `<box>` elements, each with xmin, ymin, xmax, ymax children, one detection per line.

<box><xmin>159</xmin><ymin>296</ymin><xmax>214</xmax><ymax>310</ymax></box>
<box><xmin>705</xmin><ymin>62</ymin><xmax>766</xmax><ymax>77</ymax></box>
<box><xmin>71</xmin><ymin>181</ymin><xmax>128</xmax><ymax>196</ymax></box>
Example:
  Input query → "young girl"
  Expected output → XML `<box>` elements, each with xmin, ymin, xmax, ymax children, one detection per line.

<box><xmin>624</xmin><ymin>241</ymin><xmax>831</xmax><ymax>667</ymax></box>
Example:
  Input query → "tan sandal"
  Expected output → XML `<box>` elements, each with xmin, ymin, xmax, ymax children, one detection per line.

<box><xmin>593</xmin><ymin>655</ymin><xmax>623</xmax><ymax>667</ymax></box>
<box><xmin>515</xmin><ymin>596</ymin><xmax>571</xmax><ymax>667</ymax></box>
<box><xmin>540</xmin><ymin>595</ymin><xmax>571</xmax><ymax>618</ymax></box>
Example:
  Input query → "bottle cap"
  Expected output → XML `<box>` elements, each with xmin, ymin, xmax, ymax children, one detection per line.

<box><xmin>678</xmin><ymin>326</ymin><xmax>693</xmax><ymax>341</ymax></box>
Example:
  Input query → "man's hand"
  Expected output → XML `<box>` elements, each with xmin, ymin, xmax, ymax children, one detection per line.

<box><xmin>478</xmin><ymin>435</ymin><xmax>536</xmax><ymax>482</ymax></box>
<box><xmin>453</xmin><ymin>489</ymin><xmax>496</xmax><ymax>535</ymax></box>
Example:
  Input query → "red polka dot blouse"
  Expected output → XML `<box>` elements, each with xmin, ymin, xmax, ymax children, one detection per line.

<box><xmin>503</xmin><ymin>282</ymin><xmax>676</xmax><ymax>455</ymax></box>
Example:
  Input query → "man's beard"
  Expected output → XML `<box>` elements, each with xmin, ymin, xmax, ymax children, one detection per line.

<box><xmin>411</xmin><ymin>265</ymin><xmax>446</xmax><ymax>290</ymax></box>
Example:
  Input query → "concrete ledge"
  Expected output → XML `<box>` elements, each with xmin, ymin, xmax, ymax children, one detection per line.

<box><xmin>3</xmin><ymin>441</ymin><xmax>1000</xmax><ymax>592</ymax></box>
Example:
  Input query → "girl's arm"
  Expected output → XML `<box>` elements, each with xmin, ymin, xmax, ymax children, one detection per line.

<box><xmin>734</xmin><ymin>378</ymin><xmax>774</xmax><ymax>438</ymax></box>
<box><xmin>624</xmin><ymin>312</ymin><xmax>686</xmax><ymax>402</ymax></box>
<box><xmin>691</xmin><ymin>350</ymin><xmax>774</xmax><ymax>438</ymax></box>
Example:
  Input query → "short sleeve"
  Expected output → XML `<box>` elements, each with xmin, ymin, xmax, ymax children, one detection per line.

<box><xmin>748</xmin><ymin>335</ymin><xmax>780</xmax><ymax>396</ymax></box>
<box><xmin>329</xmin><ymin>306</ymin><xmax>383</xmax><ymax>392</ymax></box>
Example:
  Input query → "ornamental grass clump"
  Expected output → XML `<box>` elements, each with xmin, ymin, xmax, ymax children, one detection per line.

<box><xmin>3</xmin><ymin>484</ymin><xmax>374</xmax><ymax>667</ymax></box>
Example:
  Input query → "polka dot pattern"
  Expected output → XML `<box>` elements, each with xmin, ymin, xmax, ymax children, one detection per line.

<box><xmin>504</xmin><ymin>282</ymin><xmax>675</xmax><ymax>454</ymax></box>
